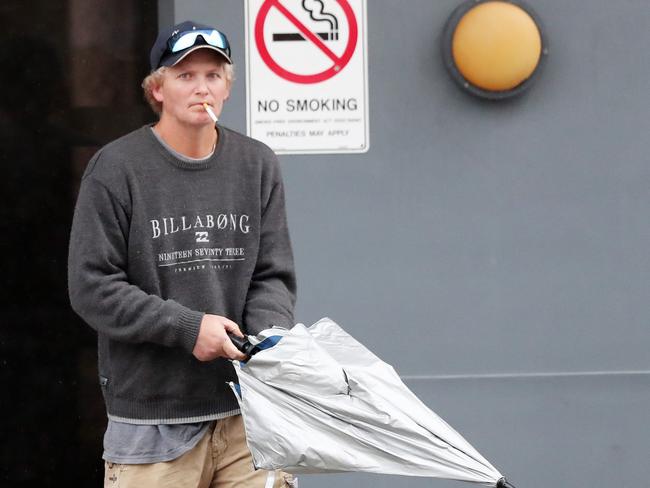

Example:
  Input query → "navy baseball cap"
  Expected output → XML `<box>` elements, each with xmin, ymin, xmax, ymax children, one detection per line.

<box><xmin>150</xmin><ymin>21</ymin><xmax>232</xmax><ymax>70</ymax></box>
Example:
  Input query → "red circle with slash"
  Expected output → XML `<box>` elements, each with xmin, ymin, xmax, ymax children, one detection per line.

<box><xmin>255</xmin><ymin>0</ymin><xmax>358</xmax><ymax>84</ymax></box>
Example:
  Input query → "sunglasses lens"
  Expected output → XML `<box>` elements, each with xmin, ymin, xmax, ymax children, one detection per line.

<box><xmin>171</xmin><ymin>34</ymin><xmax>197</xmax><ymax>52</ymax></box>
<box><xmin>203</xmin><ymin>31</ymin><xmax>224</xmax><ymax>48</ymax></box>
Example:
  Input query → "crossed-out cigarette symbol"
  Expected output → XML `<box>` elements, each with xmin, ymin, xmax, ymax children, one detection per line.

<box><xmin>272</xmin><ymin>0</ymin><xmax>339</xmax><ymax>42</ymax></box>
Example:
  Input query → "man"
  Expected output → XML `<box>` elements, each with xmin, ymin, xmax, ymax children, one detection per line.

<box><xmin>68</xmin><ymin>21</ymin><xmax>297</xmax><ymax>487</ymax></box>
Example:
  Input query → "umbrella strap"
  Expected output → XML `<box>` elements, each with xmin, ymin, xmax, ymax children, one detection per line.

<box><xmin>264</xmin><ymin>470</ymin><xmax>275</xmax><ymax>488</ymax></box>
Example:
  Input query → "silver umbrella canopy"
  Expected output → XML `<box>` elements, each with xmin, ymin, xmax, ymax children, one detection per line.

<box><xmin>230</xmin><ymin>318</ymin><xmax>513</xmax><ymax>487</ymax></box>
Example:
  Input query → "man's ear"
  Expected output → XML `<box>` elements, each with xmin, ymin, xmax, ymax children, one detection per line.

<box><xmin>152</xmin><ymin>82</ymin><xmax>164</xmax><ymax>103</ymax></box>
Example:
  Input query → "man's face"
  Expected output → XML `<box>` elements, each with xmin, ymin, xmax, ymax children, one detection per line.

<box><xmin>153</xmin><ymin>49</ymin><xmax>231</xmax><ymax>127</ymax></box>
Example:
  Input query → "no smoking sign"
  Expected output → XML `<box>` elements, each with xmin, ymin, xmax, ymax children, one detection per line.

<box><xmin>246</xmin><ymin>0</ymin><xmax>368</xmax><ymax>154</ymax></box>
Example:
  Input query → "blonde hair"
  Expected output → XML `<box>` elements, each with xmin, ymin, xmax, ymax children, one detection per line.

<box><xmin>141</xmin><ymin>60</ymin><xmax>235</xmax><ymax>115</ymax></box>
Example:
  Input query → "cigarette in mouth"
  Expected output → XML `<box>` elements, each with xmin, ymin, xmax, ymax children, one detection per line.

<box><xmin>202</xmin><ymin>103</ymin><xmax>218</xmax><ymax>124</ymax></box>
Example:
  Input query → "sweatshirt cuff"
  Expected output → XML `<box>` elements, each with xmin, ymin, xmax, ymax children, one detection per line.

<box><xmin>177</xmin><ymin>309</ymin><xmax>205</xmax><ymax>353</ymax></box>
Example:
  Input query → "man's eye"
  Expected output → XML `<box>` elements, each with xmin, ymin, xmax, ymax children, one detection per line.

<box><xmin>178</xmin><ymin>73</ymin><xmax>191</xmax><ymax>79</ymax></box>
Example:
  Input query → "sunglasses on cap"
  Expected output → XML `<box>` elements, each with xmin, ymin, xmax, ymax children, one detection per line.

<box><xmin>167</xmin><ymin>28</ymin><xmax>231</xmax><ymax>57</ymax></box>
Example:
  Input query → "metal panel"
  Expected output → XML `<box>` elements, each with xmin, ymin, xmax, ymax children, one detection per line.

<box><xmin>164</xmin><ymin>1</ymin><xmax>650</xmax><ymax>486</ymax></box>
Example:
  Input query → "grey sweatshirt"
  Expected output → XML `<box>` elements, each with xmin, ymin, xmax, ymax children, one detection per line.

<box><xmin>68</xmin><ymin>125</ymin><xmax>296</xmax><ymax>423</ymax></box>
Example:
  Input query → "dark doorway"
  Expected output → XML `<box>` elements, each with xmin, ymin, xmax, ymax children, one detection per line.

<box><xmin>0</xmin><ymin>1</ymin><xmax>158</xmax><ymax>485</ymax></box>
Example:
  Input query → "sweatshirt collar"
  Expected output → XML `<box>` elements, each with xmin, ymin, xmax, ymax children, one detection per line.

<box><xmin>145</xmin><ymin>124</ymin><xmax>226</xmax><ymax>170</ymax></box>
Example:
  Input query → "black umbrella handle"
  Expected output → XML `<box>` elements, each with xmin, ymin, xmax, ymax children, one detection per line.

<box><xmin>497</xmin><ymin>478</ymin><xmax>516</xmax><ymax>488</ymax></box>
<box><xmin>227</xmin><ymin>333</ymin><xmax>259</xmax><ymax>356</ymax></box>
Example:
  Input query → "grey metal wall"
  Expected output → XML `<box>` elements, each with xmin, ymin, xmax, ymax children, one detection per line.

<box><xmin>164</xmin><ymin>1</ymin><xmax>650</xmax><ymax>486</ymax></box>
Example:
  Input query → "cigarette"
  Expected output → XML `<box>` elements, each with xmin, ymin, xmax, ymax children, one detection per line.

<box><xmin>203</xmin><ymin>103</ymin><xmax>218</xmax><ymax>124</ymax></box>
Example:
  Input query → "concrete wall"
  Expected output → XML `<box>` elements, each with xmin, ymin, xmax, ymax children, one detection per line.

<box><xmin>163</xmin><ymin>1</ymin><xmax>650</xmax><ymax>486</ymax></box>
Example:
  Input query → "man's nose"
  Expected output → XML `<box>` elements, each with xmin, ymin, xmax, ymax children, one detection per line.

<box><xmin>194</xmin><ymin>77</ymin><xmax>209</xmax><ymax>94</ymax></box>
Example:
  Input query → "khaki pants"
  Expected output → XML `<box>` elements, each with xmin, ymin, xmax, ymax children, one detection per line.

<box><xmin>104</xmin><ymin>415</ymin><xmax>296</xmax><ymax>488</ymax></box>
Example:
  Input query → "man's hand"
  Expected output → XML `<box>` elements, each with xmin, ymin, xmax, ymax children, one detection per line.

<box><xmin>192</xmin><ymin>314</ymin><xmax>247</xmax><ymax>361</ymax></box>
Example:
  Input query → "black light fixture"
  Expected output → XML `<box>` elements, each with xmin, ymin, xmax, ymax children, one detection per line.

<box><xmin>442</xmin><ymin>0</ymin><xmax>548</xmax><ymax>99</ymax></box>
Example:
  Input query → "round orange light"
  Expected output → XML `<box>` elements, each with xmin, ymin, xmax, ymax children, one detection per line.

<box><xmin>447</xmin><ymin>1</ymin><xmax>544</xmax><ymax>95</ymax></box>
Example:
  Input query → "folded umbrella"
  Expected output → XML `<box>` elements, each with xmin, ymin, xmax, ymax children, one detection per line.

<box><xmin>229</xmin><ymin>317</ymin><xmax>515</xmax><ymax>487</ymax></box>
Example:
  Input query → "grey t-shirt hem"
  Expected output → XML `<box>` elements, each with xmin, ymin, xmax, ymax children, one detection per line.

<box><xmin>102</xmin><ymin>421</ymin><xmax>213</xmax><ymax>464</ymax></box>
